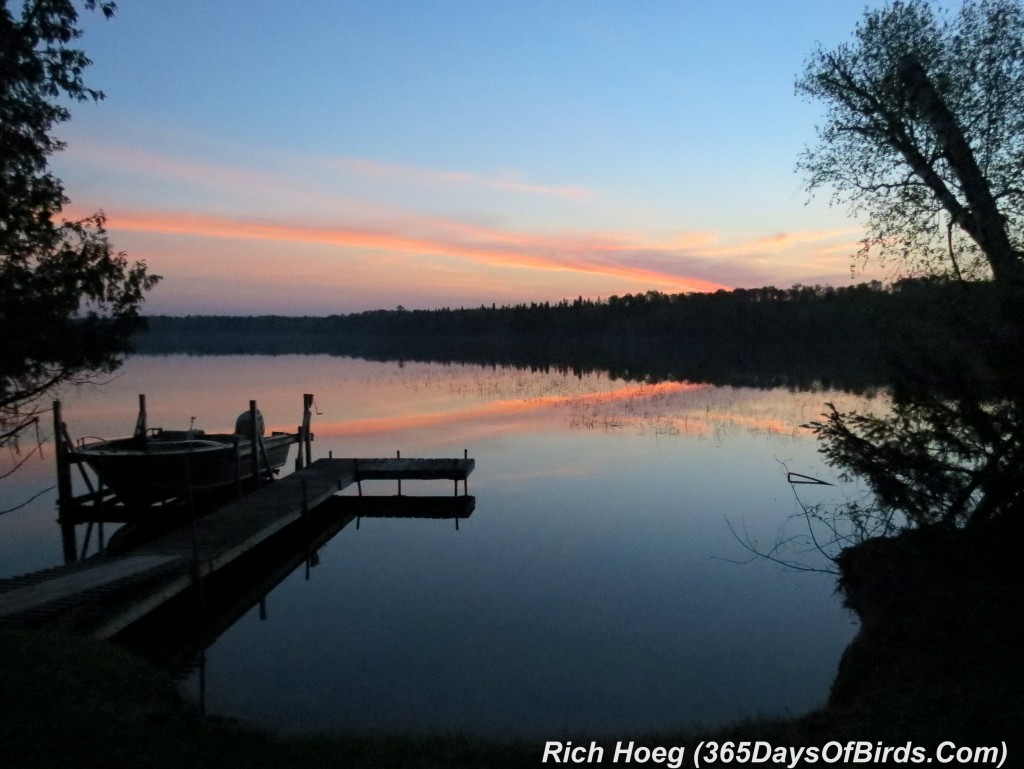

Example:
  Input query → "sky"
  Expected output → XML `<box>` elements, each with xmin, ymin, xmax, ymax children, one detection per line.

<box><xmin>52</xmin><ymin>0</ymin><xmax>895</xmax><ymax>316</ymax></box>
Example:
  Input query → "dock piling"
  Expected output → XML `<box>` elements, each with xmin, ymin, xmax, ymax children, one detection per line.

<box><xmin>249</xmin><ymin>400</ymin><xmax>260</xmax><ymax>486</ymax></box>
<box><xmin>302</xmin><ymin>394</ymin><xmax>313</xmax><ymax>467</ymax></box>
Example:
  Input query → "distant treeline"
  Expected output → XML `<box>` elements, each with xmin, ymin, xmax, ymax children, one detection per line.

<box><xmin>134</xmin><ymin>279</ymin><xmax>1009</xmax><ymax>393</ymax></box>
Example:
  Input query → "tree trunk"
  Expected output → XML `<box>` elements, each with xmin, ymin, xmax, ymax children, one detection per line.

<box><xmin>898</xmin><ymin>55</ymin><xmax>1024</xmax><ymax>285</ymax></box>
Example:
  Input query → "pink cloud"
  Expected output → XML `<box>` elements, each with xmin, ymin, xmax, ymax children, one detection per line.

<box><xmin>91</xmin><ymin>208</ymin><xmax>733</xmax><ymax>294</ymax></box>
<box><xmin>695</xmin><ymin>227</ymin><xmax>861</xmax><ymax>258</ymax></box>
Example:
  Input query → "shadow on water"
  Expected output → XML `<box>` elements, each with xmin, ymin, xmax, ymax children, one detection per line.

<box><xmin>111</xmin><ymin>495</ymin><xmax>475</xmax><ymax>685</ymax></box>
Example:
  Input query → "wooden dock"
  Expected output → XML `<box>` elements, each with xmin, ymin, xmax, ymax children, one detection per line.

<box><xmin>0</xmin><ymin>456</ymin><xmax>474</xmax><ymax>639</ymax></box>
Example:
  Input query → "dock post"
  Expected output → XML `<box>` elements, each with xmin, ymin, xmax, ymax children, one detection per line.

<box><xmin>59</xmin><ymin>520</ymin><xmax>77</xmax><ymax>565</ymax></box>
<box><xmin>257</xmin><ymin>432</ymin><xmax>273</xmax><ymax>483</ymax></box>
<box><xmin>302</xmin><ymin>393</ymin><xmax>314</xmax><ymax>467</ymax></box>
<box><xmin>54</xmin><ymin>401</ymin><xmax>72</xmax><ymax>506</ymax></box>
<box><xmin>80</xmin><ymin>522</ymin><xmax>93</xmax><ymax>560</ymax></box>
<box><xmin>249</xmin><ymin>400</ymin><xmax>260</xmax><ymax>486</ymax></box>
<box><xmin>53</xmin><ymin>401</ymin><xmax>78</xmax><ymax>564</ymax></box>
<box><xmin>397</xmin><ymin>450</ymin><xmax>402</xmax><ymax>496</ymax></box>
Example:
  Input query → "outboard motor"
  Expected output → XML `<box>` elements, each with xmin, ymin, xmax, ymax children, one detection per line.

<box><xmin>234</xmin><ymin>408</ymin><xmax>265</xmax><ymax>437</ymax></box>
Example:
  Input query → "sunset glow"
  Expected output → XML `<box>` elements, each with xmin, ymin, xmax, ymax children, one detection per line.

<box><xmin>51</xmin><ymin>2</ymin><xmax>885</xmax><ymax>315</ymax></box>
<box><xmin>99</xmin><ymin>209</ymin><xmax>731</xmax><ymax>295</ymax></box>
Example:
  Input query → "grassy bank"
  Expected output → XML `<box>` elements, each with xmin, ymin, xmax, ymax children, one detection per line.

<box><xmin>2</xmin><ymin>523</ymin><xmax>1021</xmax><ymax>768</ymax></box>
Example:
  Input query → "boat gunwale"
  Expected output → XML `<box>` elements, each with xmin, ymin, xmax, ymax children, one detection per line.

<box><xmin>73</xmin><ymin>431</ymin><xmax>298</xmax><ymax>458</ymax></box>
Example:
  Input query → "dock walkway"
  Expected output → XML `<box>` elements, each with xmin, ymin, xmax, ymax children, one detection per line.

<box><xmin>0</xmin><ymin>457</ymin><xmax>474</xmax><ymax>638</ymax></box>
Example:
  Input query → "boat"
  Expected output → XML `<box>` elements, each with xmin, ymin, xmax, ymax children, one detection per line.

<box><xmin>73</xmin><ymin>413</ymin><xmax>299</xmax><ymax>507</ymax></box>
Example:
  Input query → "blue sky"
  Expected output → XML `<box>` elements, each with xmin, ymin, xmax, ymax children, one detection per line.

<box><xmin>53</xmin><ymin>1</ymin><xmax>895</xmax><ymax>314</ymax></box>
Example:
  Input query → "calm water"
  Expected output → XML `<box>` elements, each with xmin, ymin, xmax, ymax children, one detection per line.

<box><xmin>0</xmin><ymin>355</ymin><xmax>876</xmax><ymax>738</ymax></box>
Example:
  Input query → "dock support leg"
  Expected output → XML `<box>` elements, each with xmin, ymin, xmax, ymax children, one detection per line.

<box><xmin>80</xmin><ymin>522</ymin><xmax>93</xmax><ymax>560</ymax></box>
<box><xmin>54</xmin><ymin>401</ymin><xmax>78</xmax><ymax>564</ymax></box>
<box><xmin>249</xmin><ymin>400</ymin><xmax>260</xmax><ymax>486</ymax></box>
<box><xmin>302</xmin><ymin>393</ymin><xmax>314</xmax><ymax>467</ymax></box>
<box><xmin>59</xmin><ymin>517</ymin><xmax>78</xmax><ymax>565</ymax></box>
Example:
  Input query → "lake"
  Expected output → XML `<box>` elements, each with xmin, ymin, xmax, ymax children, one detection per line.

<box><xmin>0</xmin><ymin>354</ymin><xmax>876</xmax><ymax>738</ymax></box>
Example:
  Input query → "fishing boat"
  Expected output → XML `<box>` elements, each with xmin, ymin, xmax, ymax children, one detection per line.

<box><xmin>72</xmin><ymin>408</ymin><xmax>301</xmax><ymax>507</ymax></box>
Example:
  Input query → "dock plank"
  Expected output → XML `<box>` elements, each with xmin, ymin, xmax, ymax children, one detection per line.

<box><xmin>0</xmin><ymin>555</ymin><xmax>181</xmax><ymax>618</ymax></box>
<box><xmin>353</xmin><ymin>457</ymin><xmax>475</xmax><ymax>481</ymax></box>
<box><xmin>137</xmin><ymin>458</ymin><xmax>358</xmax><ymax>573</ymax></box>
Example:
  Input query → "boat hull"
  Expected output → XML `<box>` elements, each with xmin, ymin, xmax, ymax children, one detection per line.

<box><xmin>75</xmin><ymin>432</ymin><xmax>295</xmax><ymax>506</ymax></box>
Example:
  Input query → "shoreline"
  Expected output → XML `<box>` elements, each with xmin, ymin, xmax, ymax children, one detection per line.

<box><xmin>3</xmin><ymin>523</ymin><xmax>1020</xmax><ymax>768</ymax></box>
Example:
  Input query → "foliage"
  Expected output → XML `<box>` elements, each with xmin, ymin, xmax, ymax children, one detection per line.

<box><xmin>0</xmin><ymin>0</ymin><xmax>159</xmax><ymax>446</ymax></box>
<box><xmin>797</xmin><ymin>0</ymin><xmax>1024</xmax><ymax>284</ymax></box>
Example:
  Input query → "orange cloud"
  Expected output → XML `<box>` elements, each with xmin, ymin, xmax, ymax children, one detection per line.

<box><xmin>96</xmin><ymin>209</ymin><xmax>731</xmax><ymax>294</ymax></box>
<box><xmin>695</xmin><ymin>228</ymin><xmax>862</xmax><ymax>258</ymax></box>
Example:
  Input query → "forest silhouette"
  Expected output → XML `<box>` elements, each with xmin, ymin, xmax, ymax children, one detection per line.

<box><xmin>137</xmin><ymin>278</ymin><xmax>997</xmax><ymax>393</ymax></box>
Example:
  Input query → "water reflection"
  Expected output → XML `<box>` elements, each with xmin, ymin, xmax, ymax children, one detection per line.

<box><xmin>114</xmin><ymin>494</ymin><xmax>474</xmax><ymax>684</ymax></box>
<box><xmin>0</xmin><ymin>355</ymin><xmax>868</xmax><ymax>738</ymax></box>
<box><xmin>812</xmin><ymin>324</ymin><xmax>1024</xmax><ymax>534</ymax></box>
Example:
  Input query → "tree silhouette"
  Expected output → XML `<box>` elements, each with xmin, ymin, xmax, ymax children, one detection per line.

<box><xmin>1</xmin><ymin>1</ymin><xmax>159</xmax><ymax>448</ymax></box>
<box><xmin>797</xmin><ymin>0</ymin><xmax>1024</xmax><ymax>284</ymax></box>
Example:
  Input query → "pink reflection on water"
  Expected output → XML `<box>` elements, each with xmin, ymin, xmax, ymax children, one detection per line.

<box><xmin>319</xmin><ymin>381</ymin><xmax>707</xmax><ymax>441</ymax></box>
